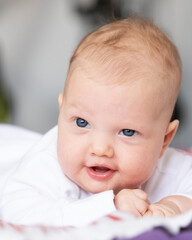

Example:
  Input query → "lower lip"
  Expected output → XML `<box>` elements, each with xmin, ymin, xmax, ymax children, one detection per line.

<box><xmin>86</xmin><ymin>167</ymin><xmax>115</xmax><ymax>181</ymax></box>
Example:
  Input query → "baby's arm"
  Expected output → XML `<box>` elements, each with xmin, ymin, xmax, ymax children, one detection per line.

<box><xmin>144</xmin><ymin>195</ymin><xmax>192</xmax><ymax>217</ymax></box>
<box><xmin>0</xmin><ymin>172</ymin><xmax>116</xmax><ymax>227</ymax></box>
<box><xmin>114</xmin><ymin>189</ymin><xmax>150</xmax><ymax>217</ymax></box>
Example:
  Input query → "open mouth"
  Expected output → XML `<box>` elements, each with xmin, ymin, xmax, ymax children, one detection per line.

<box><xmin>91</xmin><ymin>166</ymin><xmax>110</xmax><ymax>173</ymax></box>
<box><xmin>86</xmin><ymin>166</ymin><xmax>115</xmax><ymax>181</ymax></box>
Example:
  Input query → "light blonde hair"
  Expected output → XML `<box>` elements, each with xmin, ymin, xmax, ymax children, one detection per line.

<box><xmin>65</xmin><ymin>17</ymin><xmax>182</xmax><ymax>116</ymax></box>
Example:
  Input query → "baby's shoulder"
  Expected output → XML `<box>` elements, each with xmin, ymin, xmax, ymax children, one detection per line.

<box><xmin>157</xmin><ymin>147</ymin><xmax>192</xmax><ymax>174</ymax></box>
<box><xmin>143</xmin><ymin>148</ymin><xmax>192</xmax><ymax>203</ymax></box>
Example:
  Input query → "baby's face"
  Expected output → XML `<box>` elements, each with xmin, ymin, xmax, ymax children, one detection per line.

<box><xmin>57</xmin><ymin>68</ymin><xmax>178</xmax><ymax>194</ymax></box>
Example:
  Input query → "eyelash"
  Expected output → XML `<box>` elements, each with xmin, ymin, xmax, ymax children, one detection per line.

<box><xmin>74</xmin><ymin>117</ymin><xmax>138</xmax><ymax>137</ymax></box>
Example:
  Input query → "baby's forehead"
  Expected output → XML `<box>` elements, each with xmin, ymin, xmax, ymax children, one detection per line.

<box><xmin>66</xmin><ymin>66</ymin><xmax>173</xmax><ymax>123</ymax></box>
<box><xmin>69</xmin><ymin>57</ymin><xmax>167</xmax><ymax>100</ymax></box>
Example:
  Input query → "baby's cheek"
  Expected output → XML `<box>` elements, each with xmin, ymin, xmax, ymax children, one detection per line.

<box><xmin>57</xmin><ymin>148</ymin><xmax>70</xmax><ymax>171</ymax></box>
<box><xmin>124</xmin><ymin>157</ymin><xmax>155</xmax><ymax>183</ymax></box>
<box><xmin>137</xmin><ymin>157</ymin><xmax>158</xmax><ymax>183</ymax></box>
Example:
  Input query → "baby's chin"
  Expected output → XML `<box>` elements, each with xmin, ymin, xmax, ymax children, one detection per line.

<box><xmin>79</xmin><ymin>183</ymin><xmax>141</xmax><ymax>195</ymax></box>
<box><xmin>79</xmin><ymin>184</ymin><xmax>114</xmax><ymax>194</ymax></box>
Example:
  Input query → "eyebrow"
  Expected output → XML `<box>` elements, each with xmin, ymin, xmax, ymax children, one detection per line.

<box><xmin>67</xmin><ymin>101</ymin><xmax>92</xmax><ymax>115</ymax></box>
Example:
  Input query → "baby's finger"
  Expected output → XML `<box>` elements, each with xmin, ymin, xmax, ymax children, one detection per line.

<box><xmin>133</xmin><ymin>189</ymin><xmax>149</xmax><ymax>202</ymax></box>
<box><xmin>135</xmin><ymin>198</ymin><xmax>150</xmax><ymax>216</ymax></box>
<box><xmin>143</xmin><ymin>209</ymin><xmax>153</xmax><ymax>217</ymax></box>
<box><xmin>152</xmin><ymin>210</ymin><xmax>165</xmax><ymax>217</ymax></box>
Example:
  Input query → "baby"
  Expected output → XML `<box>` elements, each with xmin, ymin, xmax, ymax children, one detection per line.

<box><xmin>0</xmin><ymin>17</ymin><xmax>192</xmax><ymax>227</ymax></box>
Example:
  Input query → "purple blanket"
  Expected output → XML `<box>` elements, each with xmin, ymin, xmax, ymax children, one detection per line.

<box><xmin>115</xmin><ymin>223</ymin><xmax>192</xmax><ymax>240</ymax></box>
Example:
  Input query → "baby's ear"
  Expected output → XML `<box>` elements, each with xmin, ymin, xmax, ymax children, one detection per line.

<box><xmin>159</xmin><ymin>120</ymin><xmax>179</xmax><ymax>158</ymax></box>
<box><xmin>58</xmin><ymin>93</ymin><xmax>64</xmax><ymax>110</ymax></box>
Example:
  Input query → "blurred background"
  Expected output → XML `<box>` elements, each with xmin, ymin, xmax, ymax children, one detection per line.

<box><xmin>0</xmin><ymin>0</ymin><xmax>191</xmax><ymax>148</ymax></box>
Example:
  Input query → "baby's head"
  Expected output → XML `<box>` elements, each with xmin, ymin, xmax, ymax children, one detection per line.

<box><xmin>65</xmin><ymin>17</ymin><xmax>181</xmax><ymax>116</ymax></box>
<box><xmin>57</xmin><ymin>17</ymin><xmax>182</xmax><ymax>194</ymax></box>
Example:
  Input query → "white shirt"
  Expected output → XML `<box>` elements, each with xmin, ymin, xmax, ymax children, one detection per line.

<box><xmin>0</xmin><ymin>126</ymin><xmax>192</xmax><ymax>227</ymax></box>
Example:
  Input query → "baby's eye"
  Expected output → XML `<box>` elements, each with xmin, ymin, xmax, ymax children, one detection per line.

<box><xmin>120</xmin><ymin>129</ymin><xmax>138</xmax><ymax>137</ymax></box>
<box><xmin>75</xmin><ymin>118</ymin><xmax>90</xmax><ymax>128</ymax></box>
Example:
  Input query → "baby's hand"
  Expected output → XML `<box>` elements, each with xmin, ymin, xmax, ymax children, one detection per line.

<box><xmin>114</xmin><ymin>189</ymin><xmax>150</xmax><ymax>217</ymax></box>
<box><xmin>143</xmin><ymin>199</ymin><xmax>181</xmax><ymax>217</ymax></box>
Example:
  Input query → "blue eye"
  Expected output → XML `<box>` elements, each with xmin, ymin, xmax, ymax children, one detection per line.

<box><xmin>121</xmin><ymin>129</ymin><xmax>137</xmax><ymax>137</ymax></box>
<box><xmin>75</xmin><ymin>118</ymin><xmax>89</xmax><ymax>128</ymax></box>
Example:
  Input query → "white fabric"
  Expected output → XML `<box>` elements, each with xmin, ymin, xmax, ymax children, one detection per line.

<box><xmin>0</xmin><ymin>124</ymin><xmax>192</xmax><ymax>228</ymax></box>
<box><xmin>0</xmin><ymin>124</ymin><xmax>41</xmax><ymax>164</ymax></box>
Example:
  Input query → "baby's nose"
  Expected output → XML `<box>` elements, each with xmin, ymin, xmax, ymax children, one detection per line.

<box><xmin>88</xmin><ymin>133</ymin><xmax>114</xmax><ymax>158</ymax></box>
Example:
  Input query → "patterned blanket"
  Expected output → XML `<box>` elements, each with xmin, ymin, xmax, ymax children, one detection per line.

<box><xmin>1</xmin><ymin>210</ymin><xmax>192</xmax><ymax>240</ymax></box>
